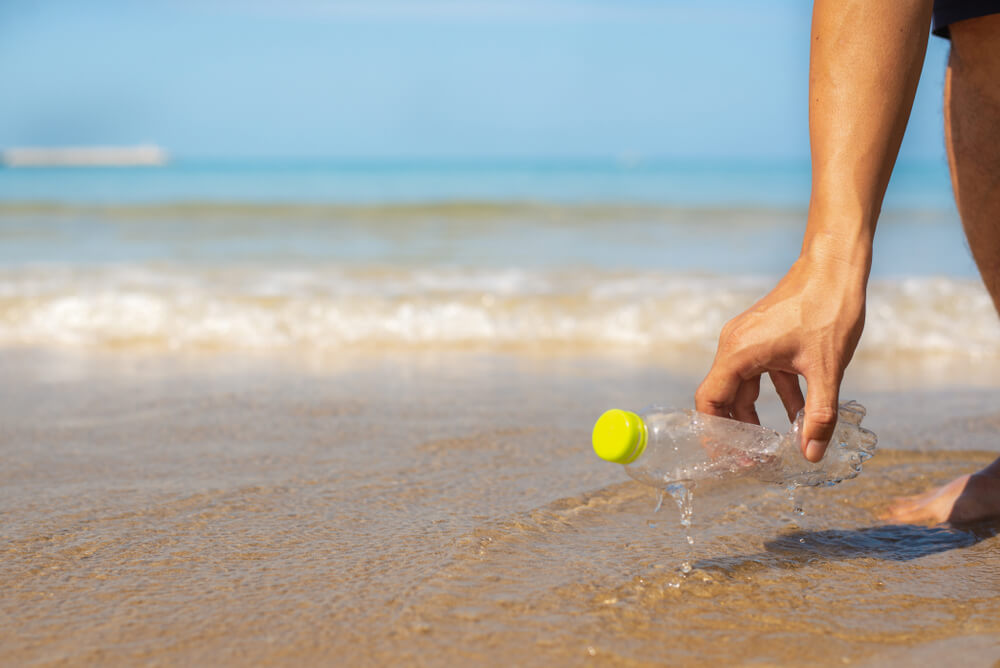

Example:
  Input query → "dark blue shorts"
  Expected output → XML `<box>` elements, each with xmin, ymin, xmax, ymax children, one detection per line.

<box><xmin>933</xmin><ymin>0</ymin><xmax>1000</xmax><ymax>38</ymax></box>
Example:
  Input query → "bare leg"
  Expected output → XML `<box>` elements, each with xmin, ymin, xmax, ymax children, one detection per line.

<box><xmin>948</xmin><ymin>15</ymin><xmax>1000</xmax><ymax>308</ymax></box>
<box><xmin>886</xmin><ymin>14</ymin><xmax>1000</xmax><ymax>524</ymax></box>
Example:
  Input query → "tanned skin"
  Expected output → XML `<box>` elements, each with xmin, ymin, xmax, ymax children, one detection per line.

<box><xmin>696</xmin><ymin>2</ymin><xmax>1000</xmax><ymax>524</ymax></box>
<box><xmin>886</xmin><ymin>14</ymin><xmax>1000</xmax><ymax>524</ymax></box>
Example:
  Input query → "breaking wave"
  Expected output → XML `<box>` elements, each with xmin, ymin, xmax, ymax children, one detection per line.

<box><xmin>0</xmin><ymin>265</ymin><xmax>996</xmax><ymax>357</ymax></box>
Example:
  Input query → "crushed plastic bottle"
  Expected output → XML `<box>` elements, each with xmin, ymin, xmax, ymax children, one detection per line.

<box><xmin>592</xmin><ymin>400</ymin><xmax>877</xmax><ymax>490</ymax></box>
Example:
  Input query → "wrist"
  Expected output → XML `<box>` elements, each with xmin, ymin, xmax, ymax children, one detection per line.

<box><xmin>800</xmin><ymin>232</ymin><xmax>872</xmax><ymax>276</ymax></box>
<box><xmin>799</xmin><ymin>208</ymin><xmax>875</xmax><ymax>282</ymax></box>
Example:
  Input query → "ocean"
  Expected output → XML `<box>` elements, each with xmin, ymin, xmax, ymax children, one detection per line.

<box><xmin>4</xmin><ymin>159</ymin><xmax>1000</xmax><ymax>666</ymax></box>
<box><xmin>0</xmin><ymin>159</ymin><xmax>995</xmax><ymax>363</ymax></box>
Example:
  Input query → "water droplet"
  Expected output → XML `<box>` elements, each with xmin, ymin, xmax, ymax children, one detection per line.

<box><xmin>666</xmin><ymin>483</ymin><xmax>696</xmax><ymax>572</ymax></box>
<box><xmin>786</xmin><ymin>483</ymin><xmax>805</xmax><ymax>516</ymax></box>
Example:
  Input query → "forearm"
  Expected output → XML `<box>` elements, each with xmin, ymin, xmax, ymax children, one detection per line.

<box><xmin>804</xmin><ymin>0</ymin><xmax>933</xmax><ymax>273</ymax></box>
<box><xmin>697</xmin><ymin>1</ymin><xmax>935</xmax><ymax>451</ymax></box>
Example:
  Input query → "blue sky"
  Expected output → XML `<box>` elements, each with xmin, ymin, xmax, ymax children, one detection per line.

<box><xmin>0</xmin><ymin>0</ymin><xmax>951</xmax><ymax>161</ymax></box>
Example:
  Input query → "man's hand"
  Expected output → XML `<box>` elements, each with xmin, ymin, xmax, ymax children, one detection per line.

<box><xmin>695</xmin><ymin>242</ymin><xmax>867</xmax><ymax>462</ymax></box>
<box><xmin>694</xmin><ymin>0</ymin><xmax>933</xmax><ymax>463</ymax></box>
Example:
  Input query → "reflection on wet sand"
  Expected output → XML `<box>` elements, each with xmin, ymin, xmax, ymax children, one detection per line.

<box><xmin>3</xmin><ymin>350</ymin><xmax>1000</xmax><ymax>666</ymax></box>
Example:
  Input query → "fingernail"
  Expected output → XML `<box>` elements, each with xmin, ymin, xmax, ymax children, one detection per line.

<box><xmin>805</xmin><ymin>439</ymin><xmax>826</xmax><ymax>462</ymax></box>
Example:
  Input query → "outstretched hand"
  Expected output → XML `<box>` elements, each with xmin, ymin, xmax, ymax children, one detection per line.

<box><xmin>695</xmin><ymin>250</ymin><xmax>867</xmax><ymax>462</ymax></box>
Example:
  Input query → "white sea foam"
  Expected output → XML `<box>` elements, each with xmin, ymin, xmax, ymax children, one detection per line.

<box><xmin>0</xmin><ymin>265</ymin><xmax>997</xmax><ymax>356</ymax></box>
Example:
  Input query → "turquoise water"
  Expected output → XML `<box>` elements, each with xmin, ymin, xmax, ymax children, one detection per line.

<box><xmin>0</xmin><ymin>158</ymin><xmax>955</xmax><ymax>210</ymax></box>
<box><xmin>0</xmin><ymin>201</ymin><xmax>974</xmax><ymax>277</ymax></box>
<box><xmin>0</xmin><ymin>158</ymin><xmax>994</xmax><ymax>358</ymax></box>
<box><xmin>0</xmin><ymin>158</ymin><xmax>971</xmax><ymax>277</ymax></box>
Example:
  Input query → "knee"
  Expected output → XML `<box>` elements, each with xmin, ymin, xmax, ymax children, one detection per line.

<box><xmin>949</xmin><ymin>13</ymin><xmax>1000</xmax><ymax>91</ymax></box>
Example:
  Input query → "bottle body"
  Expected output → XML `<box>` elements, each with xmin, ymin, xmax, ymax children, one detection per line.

<box><xmin>607</xmin><ymin>401</ymin><xmax>877</xmax><ymax>489</ymax></box>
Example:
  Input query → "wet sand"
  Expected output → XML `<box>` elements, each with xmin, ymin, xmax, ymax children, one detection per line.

<box><xmin>3</xmin><ymin>349</ymin><xmax>1000</xmax><ymax>666</ymax></box>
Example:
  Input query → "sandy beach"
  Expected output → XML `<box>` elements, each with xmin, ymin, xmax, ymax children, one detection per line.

<box><xmin>5</xmin><ymin>1</ymin><xmax>999</xmax><ymax>662</ymax></box>
<box><xmin>4</xmin><ymin>348</ymin><xmax>1000</xmax><ymax>666</ymax></box>
<box><xmin>2</xmin><ymin>162</ymin><xmax>998</xmax><ymax>667</ymax></box>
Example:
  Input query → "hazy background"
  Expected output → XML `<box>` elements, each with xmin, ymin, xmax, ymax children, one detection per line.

<box><xmin>2</xmin><ymin>1</ymin><xmax>992</xmax><ymax>364</ymax></box>
<box><xmin>1</xmin><ymin>0</ymin><xmax>949</xmax><ymax>165</ymax></box>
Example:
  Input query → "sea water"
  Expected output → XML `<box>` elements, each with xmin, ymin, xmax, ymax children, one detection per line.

<box><xmin>0</xmin><ymin>159</ymin><xmax>995</xmax><ymax>358</ymax></box>
<box><xmin>2</xmin><ymin>159</ymin><xmax>1000</xmax><ymax>664</ymax></box>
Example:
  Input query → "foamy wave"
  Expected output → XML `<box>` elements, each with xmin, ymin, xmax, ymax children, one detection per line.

<box><xmin>0</xmin><ymin>266</ymin><xmax>997</xmax><ymax>356</ymax></box>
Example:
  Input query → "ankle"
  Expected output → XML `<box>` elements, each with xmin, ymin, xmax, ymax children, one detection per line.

<box><xmin>979</xmin><ymin>459</ymin><xmax>1000</xmax><ymax>481</ymax></box>
<box><xmin>967</xmin><ymin>470</ymin><xmax>1000</xmax><ymax>512</ymax></box>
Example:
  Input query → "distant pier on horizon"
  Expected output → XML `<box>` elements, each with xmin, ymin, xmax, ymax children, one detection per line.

<box><xmin>1</xmin><ymin>145</ymin><xmax>168</xmax><ymax>168</ymax></box>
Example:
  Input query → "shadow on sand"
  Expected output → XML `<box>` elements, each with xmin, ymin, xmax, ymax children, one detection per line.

<box><xmin>693</xmin><ymin>522</ymin><xmax>999</xmax><ymax>573</ymax></box>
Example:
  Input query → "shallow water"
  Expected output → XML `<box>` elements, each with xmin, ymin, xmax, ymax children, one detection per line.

<box><xmin>0</xmin><ymin>202</ymin><xmax>996</xmax><ymax>359</ymax></box>
<box><xmin>3</xmin><ymin>350</ymin><xmax>1000</xmax><ymax>666</ymax></box>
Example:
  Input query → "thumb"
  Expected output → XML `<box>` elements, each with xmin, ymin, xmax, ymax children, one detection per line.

<box><xmin>801</xmin><ymin>373</ymin><xmax>840</xmax><ymax>463</ymax></box>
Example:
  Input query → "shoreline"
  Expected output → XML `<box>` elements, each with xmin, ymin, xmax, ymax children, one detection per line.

<box><xmin>3</xmin><ymin>346</ymin><xmax>1000</xmax><ymax>665</ymax></box>
<box><xmin>4</xmin><ymin>343</ymin><xmax>1000</xmax><ymax>390</ymax></box>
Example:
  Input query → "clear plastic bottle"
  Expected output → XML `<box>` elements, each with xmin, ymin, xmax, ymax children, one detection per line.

<box><xmin>592</xmin><ymin>401</ymin><xmax>877</xmax><ymax>489</ymax></box>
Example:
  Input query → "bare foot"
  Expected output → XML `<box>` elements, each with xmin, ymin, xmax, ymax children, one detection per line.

<box><xmin>883</xmin><ymin>468</ymin><xmax>1000</xmax><ymax>525</ymax></box>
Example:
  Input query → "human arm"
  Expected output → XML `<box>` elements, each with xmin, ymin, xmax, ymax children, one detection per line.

<box><xmin>695</xmin><ymin>0</ymin><xmax>934</xmax><ymax>462</ymax></box>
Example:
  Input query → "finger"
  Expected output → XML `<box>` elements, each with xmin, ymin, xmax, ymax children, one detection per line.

<box><xmin>769</xmin><ymin>371</ymin><xmax>804</xmax><ymax>423</ymax></box>
<box><xmin>731</xmin><ymin>375</ymin><xmax>761</xmax><ymax>425</ymax></box>
<box><xmin>695</xmin><ymin>362</ymin><xmax>742</xmax><ymax>418</ymax></box>
<box><xmin>801</xmin><ymin>371</ymin><xmax>841</xmax><ymax>463</ymax></box>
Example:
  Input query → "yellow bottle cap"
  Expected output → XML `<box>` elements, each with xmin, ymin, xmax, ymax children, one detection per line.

<box><xmin>592</xmin><ymin>409</ymin><xmax>647</xmax><ymax>464</ymax></box>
